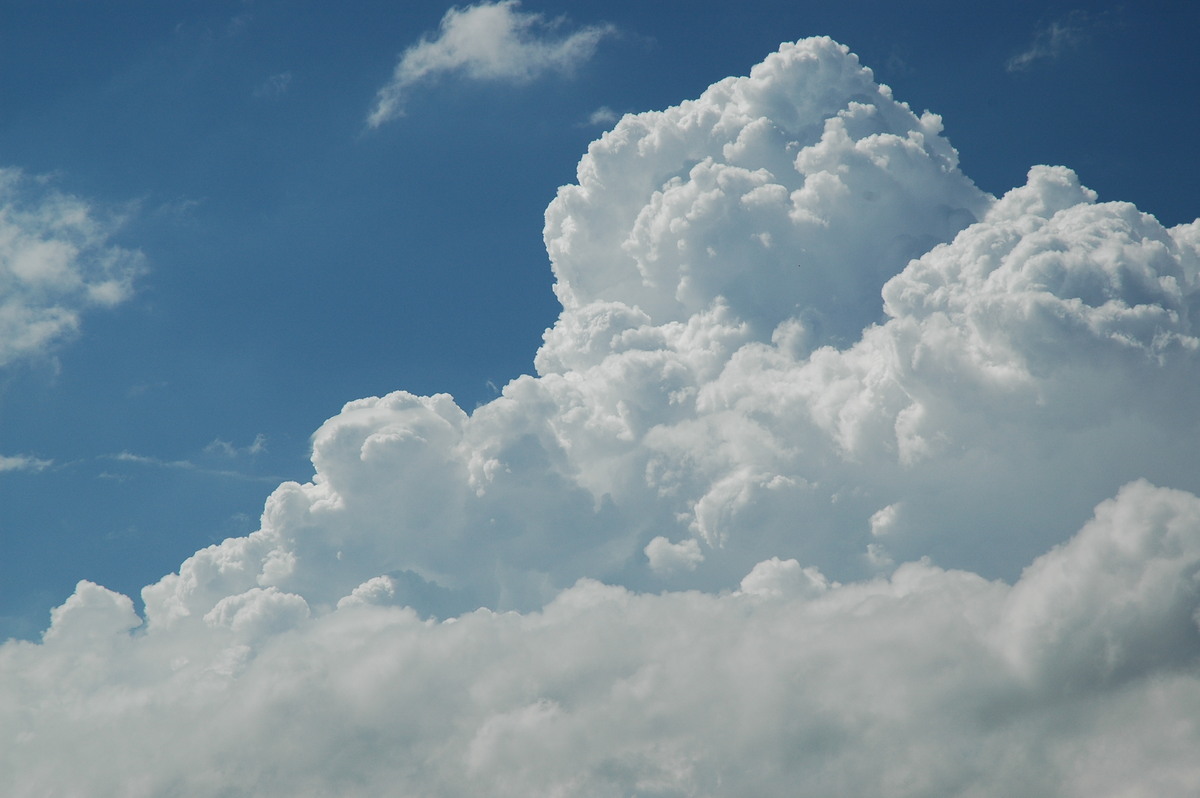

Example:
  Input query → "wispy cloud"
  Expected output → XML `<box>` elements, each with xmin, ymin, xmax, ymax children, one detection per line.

<box><xmin>1006</xmin><ymin>12</ymin><xmax>1090</xmax><ymax>72</ymax></box>
<box><xmin>0</xmin><ymin>169</ymin><xmax>145</xmax><ymax>368</ymax></box>
<box><xmin>254</xmin><ymin>71</ymin><xmax>293</xmax><ymax>99</ymax></box>
<box><xmin>0</xmin><ymin>453</ymin><xmax>52</xmax><ymax>473</ymax></box>
<box><xmin>204</xmin><ymin>433</ymin><xmax>268</xmax><ymax>458</ymax></box>
<box><xmin>105</xmin><ymin>449</ymin><xmax>277</xmax><ymax>483</ymax></box>
<box><xmin>584</xmin><ymin>105</ymin><xmax>619</xmax><ymax>127</ymax></box>
<box><xmin>367</xmin><ymin>0</ymin><xmax>615</xmax><ymax>127</ymax></box>
<box><xmin>125</xmin><ymin>379</ymin><xmax>169</xmax><ymax>398</ymax></box>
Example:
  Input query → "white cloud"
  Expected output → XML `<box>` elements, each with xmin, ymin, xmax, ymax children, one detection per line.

<box><xmin>0</xmin><ymin>169</ymin><xmax>144</xmax><ymax>367</ymax></box>
<box><xmin>5</xmin><ymin>483</ymin><xmax>1200</xmax><ymax>795</ymax></box>
<box><xmin>869</xmin><ymin>502</ymin><xmax>900</xmax><ymax>536</ymax></box>
<box><xmin>204</xmin><ymin>433</ymin><xmax>268</xmax><ymax>458</ymax></box>
<box><xmin>584</xmin><ymin>104</ymin><xmax>618</xmax><ymax>126</ymax></box>
<box><xmin>5</xmin><ymin>36</ymin><xmax>1200</xmax><ymax>795</ymax></box>
<box><xmin>644</xmin><ymin>535</ymin><xmax>704</xmax><ymax>575</ymax></box>
<box><xmin>367</xmin><ymin>0</ymin><xmax>616</xmax><ymax>127</ymax></box>
<box><xmin>737</xmin><ymin>555</ymin><xmax>829</xmax><ymax>599</ymax></box>
<box><xmin>1006</xmin><ymin>12</ymin><xmax>1090</xmax><ymax>72</ymax></box>
<box><xmin>998</xmin><ymin>480</ymin><xmax>1200</xmax><ymax>688</ymax></box>
<box><xmin>0</xmin><ymin>453</ymin><xmax>52</xmax><ymax>473</ymax></box>
<box><xmin>203</xmin><ymin>586</ymin><xmax>310</xmax><ymax>639</ymax></box>
<box><xmin>107</xmin><ymin>448</ymin><xmax>278</xmax><ymax>482</ymax></box>
<box><xmin>40</xmin><ymin>580</ymin><xmax>141</xmax><ymax>643</ymax></box>
<box><xmin>253</xmin><ymin>70</ymin><xmax>293</xmax><ymax>98</ymax></box>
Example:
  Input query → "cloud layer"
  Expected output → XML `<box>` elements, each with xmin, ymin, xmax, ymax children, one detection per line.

<box><xmin>5</xmin><ymin>482</ymin><xmax>1200</xmax><ymax>795</ymax></box>
<box><xmin>367</xmin><ymin>0</ymin><xmax>615</xmax><ymax>127</ymax></box>
<box><xmin>5</xmin><ymin>37</ymin><xmax>1200</xmax><ymax>796</ymax></box>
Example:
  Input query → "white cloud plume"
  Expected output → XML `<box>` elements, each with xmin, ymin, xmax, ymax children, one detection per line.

<box><xmin>584</xmin><ymin>104</ymin><xmax>619</xmax><ymax>126</ymax></box>
<box><xmin>106</xmin><ymin>448</ymin><xmax>278</xmax><ymax>483</ymax></box>
<box><xmin>253</xmin><ymin>71</ymin><xmax>293</xmax><ymax>99</ymax></box>
<box><xmin>5</xmin><ymin>37</ymin><xmax>1200</xmax><ymax>795</ymax></box>
<box><xmin>644</xmin><ymin>535</ymin><xmax>704</xmax><ymax>575</ymax></box>
<box><xmin>204</xmin><ymin>433</ymin><xmax>268</xmax><ymax>458</ymax></box>
<box><xmin>0</xmin><ymin>453</ymin><xmax>52</xmax><ymax>473</ymax></box>
<box><xmin>0</xmin><ymin>169</ymin><xmax>144</xmax><ymax>367</ymax></box>
<box><xmin>1006</xmin><ymin>12</ymin><xmax>1091</xmax><ymax>72</ymax></box>
<box><xmin>367</xmin><ymin>0</ymin><xmax>616</xmax><ymax>127</ymax></box>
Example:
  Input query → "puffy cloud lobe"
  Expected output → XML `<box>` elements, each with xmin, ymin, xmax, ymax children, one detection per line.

<box><xmin>737</xmin><ymin>555</ymin><xmax>829</xmax><ymax>599</ymax></box>
<box><xmin>367</xmin><ymin>0</ymin><xmax>615</xmax><ymax>127</ymax></box>
<box><xmin>203</xmin><ymin>587</ymin><xmax>310</xmax><ymax>640</ymax></box>
<box><xmin>999</xmin><ymin>480</ymin><xmax>1200</xmax><ymax>689</ymax></box>
<box><xmin>41</xmin><ymin>580</ymin><xmax>141</xmax><ymax>644</ymax></box>
<box><xmin>543</xmin><ymin>38</ymin><xmax>988</xmax><ymax>348</ymax></box>
<box><xmin>644</xmin><ymin>535</ymin><xmax>703</xmax><ymax>575</ymax></box>
<box><xmin>6</xmin><ymin>36</ymin><xmax>1200</xmax><ymax>795</ymax></box>
<box><xmin>335</xmin><ymin>574</ymin><xmax>396</xmax><ymax>609</ymax></box>
<box><xmin>883</xmin><ymin>166</ymin><xmax>1198</xmax><ymax>426</ymax></box>
<box><xmin>0</xmin><ymin>169</ymin><xmax>143</xmax><ymax>366</ymax></box>
<box><xmin>883</xmin><ymin>165</ymin><xmax>1199</xmax><ymax>373</ymax></box>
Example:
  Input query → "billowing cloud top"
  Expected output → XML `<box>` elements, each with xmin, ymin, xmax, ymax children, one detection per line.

<box><xmin>5</xmin><ymin>37</ymin><xmax>1200</xmax><ymax>796</ymax></box>
<box><xmin>367</xmin><ymin>0</ymin><xmax>616</xmax><ymax>127</ymax></box>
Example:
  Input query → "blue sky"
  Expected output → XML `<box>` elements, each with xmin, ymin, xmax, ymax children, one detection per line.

<box><xmin>4</xmin><ymin>2</ymin><xmax>1200</xmax><ymax>792</ymax></box>
<box><xmin>1</xmin><ymin>0</ymin><xmax>1196</xmax><ymax>640</ymax></box>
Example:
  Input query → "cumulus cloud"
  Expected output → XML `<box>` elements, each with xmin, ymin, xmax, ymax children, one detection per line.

<box><xmin>5</xmin><ymin>36</ymin><xmax>1200</xmax><ymax>795</ymax></box>
<box><xmin>367</xmin><ymin>0</ymin><xmax>616</xmax><ymax>127</ymax></box>
<box><xmin>0</xmin><ymin>169</ymin><xmax>144</xmax><ymax>367</ymax></box>
<box><xmin>644</xmin><ymin>535</ymin><xmax>704</xmax><ymax>575</ymax></box>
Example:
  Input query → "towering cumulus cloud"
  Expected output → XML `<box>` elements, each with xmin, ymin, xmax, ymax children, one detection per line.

<box><xmin>4</xmin><ymin>38</ymin><xmax>1200</xmax><ymax>796</ymax></box>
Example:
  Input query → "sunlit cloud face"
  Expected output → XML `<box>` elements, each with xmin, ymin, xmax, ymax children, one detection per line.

<box><xmin>4</xmin><ymin>35</ymin><xmax>1200</xmax><ymax>797</ymax></box>
<box><xmin>367</xmin><ymin>0</ymin><xmax>616</xmax><ymax>127</ymax></box>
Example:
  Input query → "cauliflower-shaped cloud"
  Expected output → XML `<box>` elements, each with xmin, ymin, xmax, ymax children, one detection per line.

<box><xmin>5</xmin><ymin>36</ymin><xmax>1200</xmax><ymax>797</ymax></box>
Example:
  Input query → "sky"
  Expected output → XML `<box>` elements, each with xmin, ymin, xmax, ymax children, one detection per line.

<box><xmin>2</xmin><ymin>1</ymin><xmax>1200</xmax><ymax>794</ymax></box>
